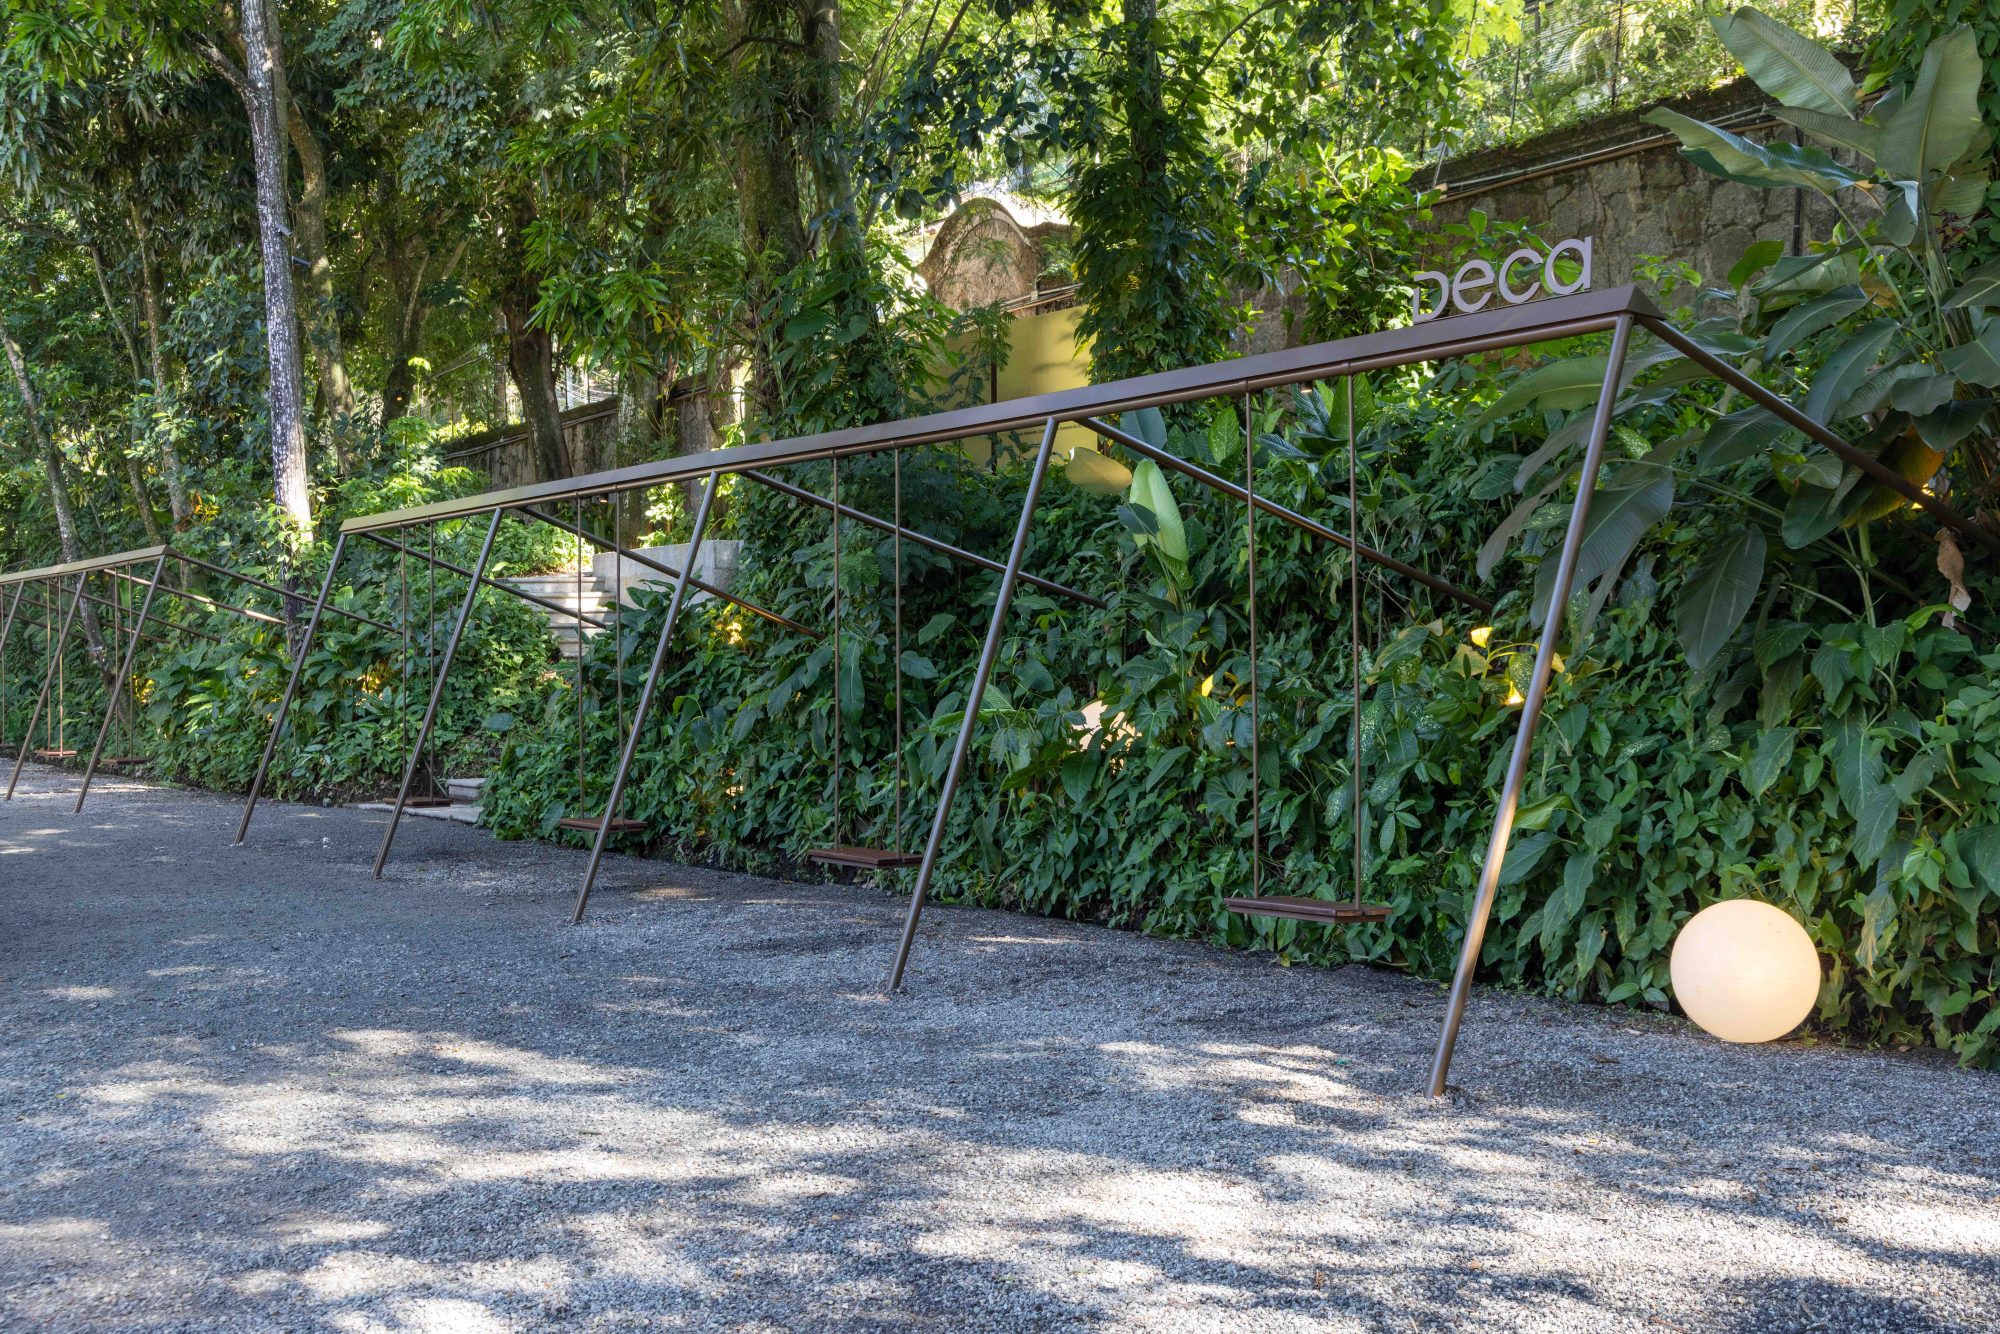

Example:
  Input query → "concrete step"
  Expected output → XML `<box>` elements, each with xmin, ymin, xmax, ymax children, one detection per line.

<box><xmin>352</xmin><ymin>800</ymin><xmax>482</xmax><ymax>825</ymax></box>
<box><xmin>446</xmin><ymin>777</ymin><xmax>484</xmax><ymax>801</ymax></box>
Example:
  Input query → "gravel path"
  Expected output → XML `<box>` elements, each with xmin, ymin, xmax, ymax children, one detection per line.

<box><xmin>2</xmin><ymin>766</ymin><xmax>1996</xmax><ymax>1332</ymax></box>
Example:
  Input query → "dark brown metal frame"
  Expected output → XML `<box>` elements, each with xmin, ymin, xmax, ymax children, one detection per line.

<box><xmin>206</xmin><ymin>285</ymin><xmax>1992</xmax><ymax>1096</ymax></box>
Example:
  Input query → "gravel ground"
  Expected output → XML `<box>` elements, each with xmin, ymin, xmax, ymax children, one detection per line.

<box><xmin>2</xmin><ymin>766</ymin><xmax>1997</xmax><ymax>1333</ymax></box>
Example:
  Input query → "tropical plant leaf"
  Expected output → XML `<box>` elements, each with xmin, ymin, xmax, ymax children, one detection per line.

<box><xmin>1745</xmin><ymin>726</ymin><xmax>1799</xmax><ymax>798</ymax></box>
<box><xmin>1877</xmin><ymin>27</ymin><xmax>1984</xmax><ymax>180</ymax></box>
<box><xmin>1728</xmin><ymin>238</ymin><xmax>1785</xmax><ymax>288</ymax></box>
<box><xmin>1782</xmin><ymin>470</ymin><xmax>1865</xmax><ymax>548</ymax></box>
<box><xmin>1889</xmin><ymin>372</ymin><xmax>1958</xmax><ymax>416</ymax></box>
<box><xmin>1936</xmin><ymin>258</ymin><xmax>2000</xmax><ymax>308</ymax></box>
<box><xmin>1803</xmin><ymin>319</ymin><xmax>1898</xmax><ymax>421</ymax></box>
<box><xmin>1126</xmin><ymin>459</ymin><xmax>1187</xmax><ymax>563</ymax></box>
<box><xmin>1677</xmin><ymin>526</ymin><xmax>1766</xmax><ymax>669</ymax></box>
<box><xmin>1940</xmin><ymin>321</ymin><xmax>2000</xmax><ymax>388</ymax></box>
<box><xmin>1840</xmin><ymin>361</ymin><xmax>1931</xmax><ymax>419</ymax></box>
<box><xmin>1713</xmin><ymin>7</ymin><xmax>1856</xmax><ymax>117</ymax></box>
<box><xmin>1530</xmin><ymin>464</ymin><xmax>1674</xmax><ymax>626</ymax></box>
<box><xmin>1477</xmin><ymin>468</ymin><xmax>1571</xmax><ymax>581</ymax></box>
<box><xmin>1062</xmin><ymin>446</ymin><xmax>1131</xmax><ymax>495</ymax></box>
<box><xmin>1649</xmin><ymin>107</ymin><xmax>1855</xmax><ymax>193</ymax></box>
<box><xmin>1755</xmin><ymin>247</ymin><xmax>1864</xmax><ymax>296</ymax></box>
<box><xmin>1914</xmin><ymin>397</ymin><xmax>1996</xmax><ymax>449</ymax></box>
<box><xmin>1762</xmin><ymin>286</ymin><xmax>1867</xmax><ymax>360</ymax></box>
<box><xmin>1775</xmin><ymin>105</ymin><xmax>1879</xmax><ymax>158</ymax></box>
<box><xmin>1698</xmin><ymin>406</ymin><xmax>1799</xmax><ymax>468</ymax></box>
<box><xmin>1843</xmin><ymin>439</ymin><xmax>1944</xmax><ymax>528</ymax></box>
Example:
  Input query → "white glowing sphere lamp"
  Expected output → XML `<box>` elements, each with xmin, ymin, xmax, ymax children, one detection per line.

<box><xmin>1669</xmin><ymin>900</ymin><xmax>1821</xmax><ymax>1043</ymax></box>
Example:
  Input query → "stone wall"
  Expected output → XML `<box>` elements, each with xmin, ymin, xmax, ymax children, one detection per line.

<box><xmin>1426</xmin><ymin>75</ymin><xmax>1853</xmax><ymax>296</ymax></box>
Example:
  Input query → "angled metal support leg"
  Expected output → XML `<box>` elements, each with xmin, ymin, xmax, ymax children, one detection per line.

<box><xmin>237</xmin><ymin>533</ymin><xmax>351</xmax><ymax>844</ymax></box>
<box><xmin>1427</xmin><ymin>314</ymin><xmax>1635</xmax><ymax>1097</ymax></box>
<box><xmin>571</xmin><ymin>475</ymin><xmax>719</xmax><ymax>924</ymax></box>
<box><xmin>373</xmin><ymin>508</ymin><xmax>503</xmax><ymax>878</ymax></box>
<box><xmin>76</xmin><ymin>552</ymin><xmax>168</xmax><ymax>813</ymax></box>
<box><xmin>7</xmin><ymin>575</ymin><xmax>85</xmax><ymax>801</ymax></box>
<box><xmin>886</xmin><ymin>416</ymin><xmax>1059</xmax><ymax>991</ymax></box>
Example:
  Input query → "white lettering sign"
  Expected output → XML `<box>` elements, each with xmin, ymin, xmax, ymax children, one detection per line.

<box><xmin>1411</xmin><ymin>236</ymin><xmax>1593</xmax><ymax>323</ymax></box>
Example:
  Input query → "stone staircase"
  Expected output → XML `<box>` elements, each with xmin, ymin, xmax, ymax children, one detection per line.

<box><xmin>501</xmin><ymin>541</ymin><xmax>742</xmax><ymax>659</ymax></box>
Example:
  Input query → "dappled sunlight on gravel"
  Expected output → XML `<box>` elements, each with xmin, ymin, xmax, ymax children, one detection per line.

<box><xmin>2</xmin><ymin>767</ymin><xmax>1997</xmax><ymax>1331</ymax></box>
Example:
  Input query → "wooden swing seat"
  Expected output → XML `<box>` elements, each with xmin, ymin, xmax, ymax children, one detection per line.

<box><xmin>391</xmin><ymin>794</ymin><xmax>454</xmax><ymax>808</ymax></box>
<box><xmin>1224</xmin><ymin>895</ymin><xmax>1391</xmax><ymax>925</ymax></box>
<box><xmin>32</xmin><ymin>748</ymin><xmax>78</xmax><ymax>760</ymax></box>
<box><xmin>98</xmin><ymin>757</ymin><xmax>146</xmax><ymax>767</ymax></box>
<box><xmin>558</xmin><ymin>814</ymin><xmax>649</xmax><ymax>835</ymax></box>
<box><xmin>807</xmin><ymin>846</ymin><xmax>922</xmax><ymax>870</ymax></box>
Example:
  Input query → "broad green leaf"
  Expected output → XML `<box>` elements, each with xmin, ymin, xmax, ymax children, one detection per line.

<box><xmin>1803</xmin><ymin>320</ymin><xmax>1898</xmax><ymax>421</ymax></box>
<box><xmin>1839</xmin><ymin>360</ymin><xmax>1930</xmax><ymax>419</ymax></box>
<box><xmin>1677</xmin><ymin>527</ymin><xmax>1766</xmax><ymax>669</ymax></box>
<box><xmin>1960</xmin><ymin>826</ymin><xmax>2000</xmax><ymax>898</ymax></box>
<box><xmin>1126</xmin><ymin>459</ymin><xmax>1187</xmax><ymax>563</ymax></box>
<box><xmin>1530</xmin><ymin>464</ymin><xmax>1674</xmax><ymax>626</ymax></box>
<box><xmin>1745</xmin><ymin>726</ymin><xmax>1798</xmax><ymax>798</ymax></box>
<box><xmin>1762</xmin><ymin>286</ymin><xmax>1866</xmax><ymax>361</ymax></box>
<box><xmin>1915</xmin><ymin>397</ymin><xmax>1996</xmax><ymax>449</ymax></box>
<box><xmin>1877</xmin><ymin>27</ymin><xmax>1984</xmax><ymax>179</ymax></box>
<box><xmin>1853</xmin><ymin>781</ymin><xmax>1901</xmax><ymax>867</ymax></box>
<box><xmin>1728</xmin><ymin>238</ymin><xmax>1785</xmax><ymax>288</ymax></box>
<box><xmin>1498</xmin><ymin>830</ymin><xmax>1554</xmax><ymax>886</ymax></box>
<box><xmin>1775</xmin><ymin>105</ymin><xmax>1879</xmax><ymax>158</ymax></box>
<box><xmin>1940</xmin><ymin>321</ymin><xmax>2000</xmax><ymax>387</ymax></box>
<box><xmin>1473</xmin><ymin>343</ymin><xmax>1679</xmax><ymax>429</ymax></box>
<box><xmin>1062</xmin><ymin>446</ymin><xmax>1131</xmax><ymax>495</ymax></box>
<box><xmin>1126</xmin><ymin>406</ymin><xmax>1168</xmax><ymax>448</ymax></box>
<box><xmin>1698</xmin><ymin>406</ymin><xmax>1798</xmax><ymax>468</ymax></box>
<box><xmin>1936</xmin><ymin>260</ymin><xmax>2000</xmax><ymax>314</ymax></box>
<box><xmin>1477</xmin><ymin>469</ymin><xmax>1567</xmax><ymax>581</ymax></box>
<box><xmin>1713</xmin><ymin>7</ymin><xmax>1856</xmax><ymax>116</ymax></box>
<box><xmin>1932</xmin><ymin>169</ymin><xmax>1992</xmax><ymax>218</ymax></box>
<box><xmin>1755</xmin><ymin>247</ymin><xmax>1864</xmax><ymax>295</ymax></box>
<box><xmin>1059</xmin><ymin>752</ymin><xmax>1094</xmax><ymax>802</ymax></box>
<box><xmin>1648</xmin><ymin>108</ymin><xmax>1855</xmax><ymax>194</ymax></box>
<box><xmin>1889</xmin><ymin>372</ymin><xmax>1957</xmax><ymax>416</ymax></box>
<box><xmin>898</xmin><ymin>650</ymin><xmax>937</xmax><ymax>679</ymax></box>
<box><xmin>1782</xmin><ymin>471</ymin><xmax>1864</xmax><ymax>548</ymax></box>
<box><xmin>1541</xmin><ymin>851</ymin><xmax>1595</xmax><ymax>954</ymax></box>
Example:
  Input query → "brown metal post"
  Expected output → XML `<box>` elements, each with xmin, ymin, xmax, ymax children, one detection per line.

<box><xmin>75</xmin><ymin>552</ymin><xmax>168</xmax><ymax>813</ymax></box>
<box><xmin>236</xmin><ymin>532</ymin><xmax>351</xmax><ymax>844</ymax></box>
<box><xmin>571</xmin><ymin>474</ymin><xmax>719</xmax><ymax>923</ymax></box>
<box><xmin>0</xmin><ymin>584</ymin><xmax>24</xmax><ymax>755</ymax></box>
<box><xmin>1426</xmin><ymin>314</ymin><xmax>1635</xmax><ymax>1098</ymax></box>
<box><xmin>372</xmin><ymin>508</ymin><xmax>503</xmax><ymax>878</ymax></box>
<box><xmin>7</xmin><ymin>574</ymin><xmax>84</xmax><ymax>800</ymax></box>
<box><xmin>886</xmin><ymin>417</ymin><xmax>1060</xmax><ymax>991</ymax></box>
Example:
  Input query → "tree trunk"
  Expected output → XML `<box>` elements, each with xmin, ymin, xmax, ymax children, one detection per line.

<box><xmin>0</xmin><ymin>316</ymin><xmax>112</xmax><ymax>670</ymax></box>
<box><xmin>729</xmin><ymin>0</ymin><xmax>810</xmax><ymax>422</ymax></box>
<box><xmin>499</xmin><ymin>194</ymin><xmax>568</xmax><ymax>481</ymax></box>
<box><xmin>129</xmin><ymin>203</ymin><xmax>192</xmax><ymax>528</ymax></box>
<box><xmin>279</xmin><ymin>62</ymin><xmax>356</xmax><ymax>460</ymax></box>
<box><xmin>223</xmin><ymin>0</ymin><xmax>314</xmax><ymax>544</ymax></box>
<box><xmin>85</xmin><ymin>241</ymin><xmax>165</xmax><ymax>547</ymax></box>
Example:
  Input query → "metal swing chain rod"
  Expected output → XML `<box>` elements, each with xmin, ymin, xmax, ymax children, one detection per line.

<box><xmin>372</xmin><ymin>508</ymin><xmax>505</xmax><ymax>878</ymax></box>
<box><xmin>6</xmin><ymin>574</ymin><xmax>84</xmax><ymax>800</ymax></box>
<box><xmin>76</xmin><ymin>553</ymin><xmax>169</xmax><ymax>812</ymax></box>
<box><xmin>1348</xmin><ymin>376</ymin><xmax>1365</xmax><ymax>909</ymax></box>
<box><xmin>1081</xmin><ymin>417</ymin><xmax>1495</xmax><ymax>616</ymax></box>
<box><xmin>359</xmin><ymin>530</ymin><xmax>613</xmax><ymax>632</ymax></box>
<box><xmin>572</xmin><ymin>474</ymin><xmax>720</xmax><ymax>923</ymax></box>
<box><xmin>104</xmin><ymin>567</ymin><xmax>283</xmax><ymax>628</ymax></box>
<box><xmin>1245</xmin><ymin>390</ymin><xmax>1261</xmax><ymax>896</ymax></box>
<box><xmin>1427</xmin><ymin>314</ymin><xmax>1636</xmax><ymax>1098</ymax></box>
<box><xmin>10</xmin><ymin>586</ymin><xmax>223</xmax><ymax>647</ymax></box>
<box><xmin>167</xmin><ymin>552</ymin><xmax>396</xmax><ymax>634</ymax></box>
<box><xmin>517</xmin><ymin>504</ymin><xmax>819</xmax><ymax>640</ymax></box>
<box><xmin>831</xmin><ymin>457</ymin><xmax>843</xmax><ymax>850</ymax></box>
<box><xmin>886</xmin><ymin>417</ymin><xmax>1060</xmax><ymax>991</ymax></box>
<box><xmin>0</xmin><ymin>585</ymin><xmax>24</xmax><ymax>755</ymax></box>
<box><xmin>743</xmin><ymin>468</ymin><xmax>1106</xmax><ymax>610</ymax></box>
<box><xmin>236</xmin><ymin>534</ymin><xmax>353</xmax><ymax>844</ymax></box>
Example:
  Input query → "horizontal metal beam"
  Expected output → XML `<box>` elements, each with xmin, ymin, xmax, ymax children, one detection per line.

<box><xmin>1083</xmin><ymin>417</ymin><xmax>1495</xmax><ymax>616</ymax></box>
<box><xmin>742</xmin><ymin>469</ymin><xmax>1108</xmax><ymax>610</ymax></box>
<box><xmin>0</xmin><ymin>544</ymin><xmax>168</xmax><ymax>587</ymax></box>
<box><xmin>359</xmin><ymin>531</ymin><xmax>611</xmax><ymax>633</ymax></box>
<box><xmin>516</xmin><ymin>504</ymin><xmax>821</xmax><ymax>639</ymax></box>
<box><xmin>336</xmin><ymin>288</ymin><xmax>1661</xmax><ymax>536</ymax></box>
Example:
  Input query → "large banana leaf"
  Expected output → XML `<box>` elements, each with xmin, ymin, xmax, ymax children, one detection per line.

<box><xmin>1470</xmin><ymin>342</ymin><xmax>1679</xmax><ymax>429</ymax></box>
<box><xmin>1712</xmin><ymin>7</ymin><xmax>1857</xmax><ymax>117</ymax></box>
<box><xmin>1528</xmin><ymin>463</ymin><xmax>1674</xmax><ymax>627</ymax></box>
<box><xmin>1125</xmin><ymin>458</ymin><xmax>1187</xmax><ymax>566</ymax></box>
<box><xmin>1877</xmin><ymin>27</ymin><xmax>1984</xmax><ymax>180</ymax></box>
<box><xmin>1940</xmin><ymin>320</ymin><xmax>2000</xmax><ymax>388</ymax></box>
<box><xmin>1775</xmin><ymin>106</ymin><xmax>1879</xmax><ymax>159</ymax></box>
<box><xmin>1677</xmin><ymin>526</ymin><xmax>1766</xmax><ymax>670</ymax></box>
<box><xmin>1648</xmin><ymin>107</ymin><xmax>1857</xmax><ymax>194</ymax></box>
<box><xmin>1802</xmin><ymin>319</ymin><xmax>1899</xmax><ymax>421</ymax></box>
<box><xmin>1698</xmin><ymin>405</ymin><xmax>1799</xmax><ymax>468</ymax></box>
<box><xmin>1062</xmin><ymin>446</ymin><xmax>1131</xmax><ymax>495</ymax></box>
<box><xmin>1762</xmin><ymin>286</ymin><xmax>1867</xmax><ymax>360</ymax></box>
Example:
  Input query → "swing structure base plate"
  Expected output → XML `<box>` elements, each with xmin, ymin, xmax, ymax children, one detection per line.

<box><xmin>1224</xmin><ymin>895</ymin><xmax>1392</xmax><ymax>925</ymax></box>
<box><xmin>98</xmin><ymin>757</ymin><xmax>146</xmax><ymax>768</ymax></box>
<box><xmin>558</xmin><ymin>815</ymin><xmax>649</xmax><ymax>836</ymax></box>
<box><xmin>807</xmin><ymin>846</ymin><xmax>922</xmax><ymax>871</ymax></box>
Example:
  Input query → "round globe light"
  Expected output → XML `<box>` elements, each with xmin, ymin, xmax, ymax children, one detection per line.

<box><xmin>1669</xmin><ymin>900</ymin><xmax>1821</xmax><ymax>1044</ymax></box>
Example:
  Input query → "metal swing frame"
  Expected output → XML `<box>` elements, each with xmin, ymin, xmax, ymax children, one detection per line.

<box><xmin>201</xmin><ymin>285</ymin><xmax>1993</xmax><ymax>1095</ymax></box>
